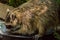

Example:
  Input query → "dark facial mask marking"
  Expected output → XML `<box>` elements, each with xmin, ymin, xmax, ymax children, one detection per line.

<box><xmin>12</xmin><ymin>14</ymin><xmax>16</xmax><ymax>20</ymax></box>
<box><xmin>5</xmin><ymin>12</ymin><xmax>11</xmax><ymax>22</ymax></box>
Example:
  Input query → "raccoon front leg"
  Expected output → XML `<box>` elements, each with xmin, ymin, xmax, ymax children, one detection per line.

<box><xmin>33</xmin><ymin>25</ymin><xmax>45</xmax><ymax>40</ymax></box>
<box><xmin>33</xmin><ymin>20</ymin><xmax>45</xmax><ymax>40</ymax></box>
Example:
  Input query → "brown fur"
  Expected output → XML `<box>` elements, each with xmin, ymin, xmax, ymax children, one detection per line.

<box><xmin>5</xmin><ymin>0</ymin><xmax>58</xmax><ymax>37</ymax></box>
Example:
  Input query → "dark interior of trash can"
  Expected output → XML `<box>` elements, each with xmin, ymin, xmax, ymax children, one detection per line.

<box><xmin>0</xmin><ymin>32</ymin><xmax>57</xmax><ymax>40</ymax></box>
<box><xmin>0</xmin><ymin>32</ymin><xmax>35</xmax><ymax>40</ymax></box>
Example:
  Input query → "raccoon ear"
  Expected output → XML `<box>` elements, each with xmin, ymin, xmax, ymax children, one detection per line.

<box><xmin>6</xmin><ymin>9</ymin><xmax>10</xmax><ymax>13</ymax></box>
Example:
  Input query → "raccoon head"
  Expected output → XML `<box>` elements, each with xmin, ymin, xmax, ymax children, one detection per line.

<box><xmin>5</xmin><ymin>9</ymin><xmax>19</xmax><ymax>27</ymax></box>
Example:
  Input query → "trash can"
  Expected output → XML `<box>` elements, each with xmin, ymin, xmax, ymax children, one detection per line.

<box><xmin>0</xmin><ymin>33</ymin><xmax>35</xmax><ymax>40</ymax></box>
<box><xmin>0</xmin><ymin>20</ymin><xmax>35</xmax><ymax>40</ymax></box>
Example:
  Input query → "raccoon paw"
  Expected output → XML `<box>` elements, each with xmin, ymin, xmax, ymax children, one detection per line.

<box><xmin>33</xmin><ymin>35</ymin><xmax>40</xmax><ymax>40</ymax></box>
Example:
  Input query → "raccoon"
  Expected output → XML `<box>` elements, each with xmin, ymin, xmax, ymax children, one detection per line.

<box><xmin>5</xmin><ymin>0</ymin><xmax>58</xmax><ymax>37</ymax></box>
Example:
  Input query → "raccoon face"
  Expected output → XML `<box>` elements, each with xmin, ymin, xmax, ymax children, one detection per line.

<box><xmin>5</xmin><ymin>9</ymin><xmax>18</xmax><ymax>27</ymax></box>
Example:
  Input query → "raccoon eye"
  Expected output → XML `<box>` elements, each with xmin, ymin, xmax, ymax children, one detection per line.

<box><xmin>6</xmin><ymin>14</ymin><xmax>11</xmax><ymax>22</ymax></box>
<box><xmin>5</xmin><ymin>12</ymin><xmax>11</xmax><ymax>22</ymax></box>
<box><xmin>12</xmin><ymin>14</ymin><xmax>16</xmax><ymax>20</ymax></box>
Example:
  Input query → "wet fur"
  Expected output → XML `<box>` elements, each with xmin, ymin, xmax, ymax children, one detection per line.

<box><xmin>5</xmin><ymin>0</ymin><xmax>58</xmax><ymax>37</ymax></box>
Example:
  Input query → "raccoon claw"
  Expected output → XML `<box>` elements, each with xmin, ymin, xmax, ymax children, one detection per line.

<box><xmin>33</xmin><ymin>35</ymin><xmax>40</xmax><ymax>40</ymax></box>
